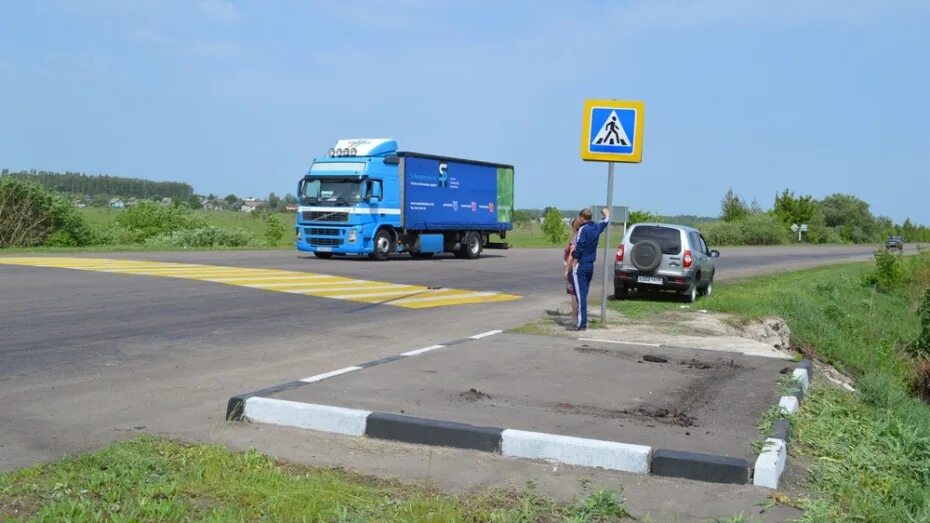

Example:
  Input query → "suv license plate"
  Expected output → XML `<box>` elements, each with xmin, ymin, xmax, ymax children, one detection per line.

<box><xmin>637</xmin><ymin>276</ymin><xmax>662</xmax><ymax>285</ymax></box>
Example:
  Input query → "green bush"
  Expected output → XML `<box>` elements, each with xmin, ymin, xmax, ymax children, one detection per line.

<box><xmin>739</xmin><ymin>213</ymin><xmax>789</xmax><ymax>245</ymax></box>
<box><xmin>115</xmin><ymin>201</ymin><xmax>206</xmax><ymax>241</ymax></box>
<box><xmin>263</xmin><ymin>215</ymin><xmax>284</xmax><ymax>246</ymax></box>
<box><xmin>92</xmin><ymin>224</ymin><xmax>143</xmax><ymax>246</ymax></box>
<box><xmin>863</xmin><ymin>249</ymin><xmax>907</xmax><ymax>292</ymax></box>
<box><xmin>0</xmin><ymin>175</ymin><xmax>94</xmax><ymax>247</ymax></box>
<box><xmin>144</xmin><ymin>226</ymin><xmax>256</xmax><ymax>248</ymax></box>
<box><xmin>541</xmin><ymin>207</ymin><xmax>567</xmax><ymax>244</ymax></box>
<box><xmin>701</xmin><ymin>214</ymin><xmax>788</xmax><ymax>246</ymax></box>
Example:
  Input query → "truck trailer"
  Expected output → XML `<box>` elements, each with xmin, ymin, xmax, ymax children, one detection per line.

<box><xmin>296</xmin><ymin>138</ymin><xmax>514</xmax><ymax>260</ymax></box>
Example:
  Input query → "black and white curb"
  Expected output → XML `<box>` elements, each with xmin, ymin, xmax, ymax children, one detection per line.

<box><xmin>226</xmin><ymin>334</ymin><xmax>806</xmax><ymax>485</ymax></box>
<box><xmin>752</xmin><ymin>359</ymin><xmax>813</xmax><ymax>489</ymax></box>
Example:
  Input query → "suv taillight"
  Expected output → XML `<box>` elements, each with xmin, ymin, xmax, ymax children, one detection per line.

<box><xmin>683</xmin><ymin>249</ymin><xmax>693</xmax><ymax>268</ymax></box>
<box><xmin>616</xmin><ymin>244</ymin><xmax>625</xmax><ymax>262</ymax></box>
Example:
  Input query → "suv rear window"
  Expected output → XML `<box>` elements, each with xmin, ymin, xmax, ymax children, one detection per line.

<box><xmin>630</xmin><ymin>226</ymin><xmax>681</xmax><ymax>254</ymax></box>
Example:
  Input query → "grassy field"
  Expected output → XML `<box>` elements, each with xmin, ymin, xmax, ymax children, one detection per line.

<box><xmin>0</xmin><ymin>437</ymin><xmax>629</xmax><ymax>522</ymax></box>
<box><xmin>79</xmin><ymin>208</ymin><xmax>296</xmax><ymax>248</ymax></box>
<box><xmin>610</xmin><ymin>256</ymin><xmax>930</xmax><ymax>522</ymax></box>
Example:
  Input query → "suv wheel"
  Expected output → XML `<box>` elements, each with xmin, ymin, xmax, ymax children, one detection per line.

<box><xmin>681</xmin><ymin>284</ymin><xmax>697</xmax><ymax>303</ymax></box>
<box><xmin>700</xmin><ymin>280</ymin><xmax>714</xmax><ymax>297</ymax></box>
<box><xmin>613</xmin><ymin>284</ymin><xmax>628</xmax><ymax>300</ymax></box>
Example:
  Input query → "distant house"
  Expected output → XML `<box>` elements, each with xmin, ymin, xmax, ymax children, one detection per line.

<box><xmin>108</xmin><ymin>198</ymin><xmax>124</xmax><ymax>209</ymax></box>
<box><xmin>160</xmin><ymin>197</ymin><xmax>173</xmax><ymax>206</ymax></box>
<box><xmin>125</xmin><ymin>198</ymin><xmax>139</xmax><ymax>207</ymax></box>
<box><xmin>285</xmin><ymin>204</ymin><xmax>298</xmax><ymax>212</ymax></box>
<box><xmin>240</xmin><ymin>197</ymin><xmax>267</xmax><ymax>213</ymax></box>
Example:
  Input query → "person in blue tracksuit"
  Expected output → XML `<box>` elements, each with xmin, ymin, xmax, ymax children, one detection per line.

<box><xmin>570</xmin><ymin>207</ymin><xmax>610</xmax><ymax>330</ymax></box>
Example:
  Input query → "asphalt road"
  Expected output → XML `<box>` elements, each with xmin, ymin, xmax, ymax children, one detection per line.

<box><xmin>0</xmin><ymin>244</ymin><xmax>891</xmax><ymax>474</ymax></box>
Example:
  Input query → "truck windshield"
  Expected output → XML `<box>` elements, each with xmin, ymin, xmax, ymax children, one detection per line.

<box><xmin>300</xmin><ymin>178</ymin><xmax>362</xmax><ymax>206</ymax></box>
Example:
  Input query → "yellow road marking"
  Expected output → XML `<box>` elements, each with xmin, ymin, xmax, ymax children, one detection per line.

<box><xmin>0</xmin><ymin>257</ymin><xmax>521</xmax><ymax>309</ymax></box>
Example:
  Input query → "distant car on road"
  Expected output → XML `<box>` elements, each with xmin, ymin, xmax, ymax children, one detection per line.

<box><xmin>614</xmin><ymin>223</ymin><xmax>719</xmax><ymax>303</ymax></box>
<box><xmin>885</xmin><ymin>235</ymin><xmax>904</xmax><ymax>253</ymax></box>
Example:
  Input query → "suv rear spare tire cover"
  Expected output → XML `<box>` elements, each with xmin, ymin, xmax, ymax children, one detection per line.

<box><xmin>630</xmin><ymin>240</ymin><xmax>662</xmax><ymax>272</ymax></box>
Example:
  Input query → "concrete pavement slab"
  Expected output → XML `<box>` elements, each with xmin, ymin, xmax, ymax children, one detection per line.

<box><xmin>261</xmin><ymin>333</ymin><xmax>787</xmax><ymax>460</ymax></box>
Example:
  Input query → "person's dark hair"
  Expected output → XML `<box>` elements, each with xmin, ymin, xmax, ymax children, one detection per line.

<box><xmin>580</xmin><ymin>208</ymin><xmax>593</xmax><ymax>221</ymax></box>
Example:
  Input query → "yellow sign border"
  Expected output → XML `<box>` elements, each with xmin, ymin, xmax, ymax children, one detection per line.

<box><xmin>580</xmin><ymin>99</ymin><xmax>645</xmax><ymax>163</ymax></box>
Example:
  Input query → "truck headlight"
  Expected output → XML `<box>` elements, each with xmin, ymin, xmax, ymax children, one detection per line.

<box><xmin>348</xmin><ymin>229</ymin><xmax>357</xmax><ymax>243</ymax></box>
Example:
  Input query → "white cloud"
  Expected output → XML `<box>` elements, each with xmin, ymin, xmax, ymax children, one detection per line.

<box><xmin>196</xmin><ymin>0</ymin><xmax>240</xmax><ymax>24</ymax></box>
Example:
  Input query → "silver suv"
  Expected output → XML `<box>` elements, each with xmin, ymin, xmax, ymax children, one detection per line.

<box><xmin>614</xmin><ymin>223</ymin><xmax>719</xmax><ymax>303</ymax></box>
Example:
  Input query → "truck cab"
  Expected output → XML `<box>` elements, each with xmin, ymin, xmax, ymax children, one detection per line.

<box><xmin>296</xmin><ymin>139</ymin><xmax>401</xmax><ymax>259</ymax></box>
<box><xmin>296</xmin><ymin>138</ymin><xmax>514</xmax><ymax>261</ymax></box>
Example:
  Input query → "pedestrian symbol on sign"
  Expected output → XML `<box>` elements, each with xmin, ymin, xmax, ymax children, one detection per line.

<box><xmin>588</xmin><ymin>108</ymin><xmax>636</xmax><ymax>156</ymax></box>
<box><xmin>592</xmin><ymin>111</ymin><xmax>630</xmax><ymax>146</ymax></box>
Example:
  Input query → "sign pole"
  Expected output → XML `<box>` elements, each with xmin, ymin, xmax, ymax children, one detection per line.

<box><xmin>600</xmin><ymin>161</ymin><xmax>615</xmax><ymax>324</ymax></box>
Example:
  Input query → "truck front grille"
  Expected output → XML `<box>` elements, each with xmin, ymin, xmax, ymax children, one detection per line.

<box><xmin>305</xmin><ymin>228</ymin><xmax>341</xmax><ymax>236</ymax></box>
<box><xmin>302</xmin><ymin>211</ymin><xmax>349</xmax><ymax>222</ymax></box>
<box><xmin>309</xmin><ymin>238</ymin><xmax>342</xmax><ymax>247</ymax></box>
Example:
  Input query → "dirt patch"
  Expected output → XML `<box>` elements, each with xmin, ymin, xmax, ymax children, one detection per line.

<box><xmin>574</xmin><ymin>346</ymin><xmax>611</xmax><ymax>356</ymax></box>
<box><xmin>459</xmin><ymin>388</ymin><xmax>492</xmax><ymax>402</ymax></box>
<box><xmin>635</xmin><ymin>406</ymin><xmax>697</xmax><ymax>427</ymax></box>
<box><xmin>679</xmin><ymin>358</ymin><xmax>741</xmax><ymax>370</ymax></box>
<box><xmin>574</xmin><ymin>346</ymin><xmax>741</xmax><ymax>372</ymax></box>
<box><xmin>738</xmin><ymin>316</ymin><xmax>791</xmax><ymax>350</ymax></box>
<box><xmin>552</xmin><ymin>402</ymin><xmax>698</xmax><ymax>427</ymax></box>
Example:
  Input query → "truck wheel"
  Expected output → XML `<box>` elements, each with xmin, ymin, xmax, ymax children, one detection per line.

<box><xmin>313</xmin><ymin>252</ymin><xmax>333</xmax><ymax>259</ymax></box>
<box><xmin>371</xmin><ymin>229</ymin><xmax>394</xmax><ymax>261</ymax></box>
<box><xmin>463</xmin><ymin>231</ymin><xmax>482</xmax><ymax>259</ymax></box>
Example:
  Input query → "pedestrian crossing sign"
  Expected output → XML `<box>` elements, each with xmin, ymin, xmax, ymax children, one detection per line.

<box><xmin>580</xmin><ymin>99</ymin><xmax>644</xmax><ymax>163</ymax></box>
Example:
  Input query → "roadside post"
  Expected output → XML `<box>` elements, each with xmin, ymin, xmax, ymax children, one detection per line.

<box><xmin>580</xmin><ymin>99</ymin><xmax>645</xmax><ymax>323</ymax></box>
<box><xmin>791</xmin><ymin>223</ymin><xmax>808</xmax><ymax>242</ymax></box>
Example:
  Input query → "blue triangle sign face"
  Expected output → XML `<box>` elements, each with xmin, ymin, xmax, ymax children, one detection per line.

<box><xmin>588</xmin><ymin>108</ymin><xmax>636</xmax><ymax>155</ymax></box>
<box><xmin>591</xmin><ymin>110</ymin><xmax>631</xmax><ymax>146</ymax></box>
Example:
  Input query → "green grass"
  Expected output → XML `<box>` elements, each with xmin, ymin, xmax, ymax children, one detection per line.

<box><xmin>793</xmin><ymin>385</ymin><xmax>930</xmax><ymax>522</ymax></box>
<box><xmin>610</xmin><ymin>262</ymin><xmax>921</xmax><ymax>385</ymax></box>
<box><xmin>611</xmin><ymin>256</ymin><xmax>930</xmax><ymax>521</ymax></box>
<box><xmin>0</xmin><ymin>437</ymin><xmax>630</xmax><ymax>522</ymax></box>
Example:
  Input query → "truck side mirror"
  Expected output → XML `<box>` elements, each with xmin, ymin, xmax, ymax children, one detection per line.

<box><xmin>369</xmin><ymin>196</ymin><xmax>380</xmax><ymax>204</ymax></box>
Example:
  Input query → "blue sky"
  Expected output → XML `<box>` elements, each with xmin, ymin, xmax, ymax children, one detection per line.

<box><xmin>1</xmin><ymin>1</ymin><xmax>928</xmax><ymax>223</ymax></box>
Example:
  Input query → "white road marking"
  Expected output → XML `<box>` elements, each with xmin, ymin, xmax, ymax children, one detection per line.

<box><xmin>300</xmin><ymin>366</ymin><xmax>363</xmax><ymax>383</ymax></box>
<box><xmin>400</xmin><ymin>344</ymin><xmax>446</xmax><ymax>357</ymax></box>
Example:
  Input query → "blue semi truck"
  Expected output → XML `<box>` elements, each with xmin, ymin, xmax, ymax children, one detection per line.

<box><xmin>296</xmin><ymin>138</ymin><xmax>514</xmax><ymax>260</ymax></box>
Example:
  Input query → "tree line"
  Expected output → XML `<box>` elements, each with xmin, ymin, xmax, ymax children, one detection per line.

<box><xmin>2</xmin><ymin>169</ymin><xmax>194</xmax><ymax>201</ymax></box>
<box><xmin>719</xmin><ymin>188</ymin><xmax>930</xmax><ymax>244</ymax></box>
<box><xmin>527</xmin><ymin>189</ymin><xmax>930</xmax><ymax>246</ymax></box>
